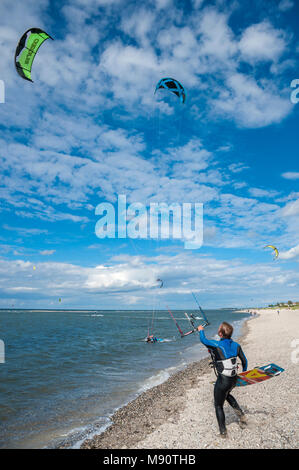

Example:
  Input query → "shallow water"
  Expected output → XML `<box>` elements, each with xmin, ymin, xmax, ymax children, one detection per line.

<box><xmin>0</xmin><ymin>308</ymin><xmax>250</xmax><ymax>448</ymax></box>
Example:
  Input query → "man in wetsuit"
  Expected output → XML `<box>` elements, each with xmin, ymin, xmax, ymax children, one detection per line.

<box><xmin>197</xmin><ymin>322</ymin><xmax>248</xmax><ymax>438</ymax></box>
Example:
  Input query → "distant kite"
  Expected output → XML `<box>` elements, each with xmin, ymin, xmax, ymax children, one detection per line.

<box><xmin>156</xmin><ymin>278</ymin><xmax>163</xmax><ymax>288</ymax></box>
<box><xmin>264</xmin><ymin>245</ymin><xmax>279</xmax><ymax>260</ymax></box>
<box><xmin>15</xmin><ymin>28</ymin><xmax>53</xmax><ymax>82</ymax></box>
<box><xmin>155</xmin><ymin>78</ymin><xmax>186</xmax><ymax>103</ymax></box>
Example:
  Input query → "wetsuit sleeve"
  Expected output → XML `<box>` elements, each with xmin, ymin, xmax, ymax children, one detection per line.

<box><xmin>237</xmin><ymin>345</ymin><xmax>248</xmax><ymax>371</ymax></box>
<box><xmin>199</xmin><ymin>330</ymin><xmax>219</xmax><ymax>348</ymax></box>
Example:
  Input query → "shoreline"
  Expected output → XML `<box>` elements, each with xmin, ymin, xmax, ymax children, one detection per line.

<box><xmin>80</xmin><ymin>356</ymin><xmax>212</xmax><ymax>449</ymax></box>
<box><xmin>80</xmin><ymin>317</ymin><xmax>251</xmax><ymax>449</ymax></box>
<box><xmin>81</xmin><ymin>310</ymin><xmax>298</xmax><ymax>448</ymax></box>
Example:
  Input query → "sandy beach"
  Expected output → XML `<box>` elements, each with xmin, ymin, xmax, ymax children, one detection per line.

<box><xmin>81</xmin><ymin>309</ymin><xmax>299</xmax><ymax>449</ymax></box>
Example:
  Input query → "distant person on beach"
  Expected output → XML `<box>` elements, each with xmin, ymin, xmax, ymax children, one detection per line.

<box><xmin>197</xmin><ymin>322</ymin><xmax>248</xmax><ymax>438</ymax></box>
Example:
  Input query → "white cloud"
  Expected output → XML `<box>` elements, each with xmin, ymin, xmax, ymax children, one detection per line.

<box><xmin>99</xmin><ymin>42</ymin><xmax>159</xmax><ymax>104</ymax></box>
<box><xmin>280</xmin><ymin>244</ymin><xmax>299</xmax><ymax>260</ymax></box>
<box><xmin>278</xmin><ymin>0</ymin><xmax>294</xmax><ymax>12</ymax></box>
<box><xmin>249</xmin><ymin>188</ymin><xmax>279</xmax><ymax>198</ymax></box>
<box><xmin>68</xmin><ymin>0</ymin><xmax>122</xmax><ymax>9</ymax></box>
<box><xmin>2</xmin><ymin>225</ymin><xmax>48</xmax><ymax>236</ymax></box>
<box><xmin>121</xmin><ymin>9</ymin><xmax>156</xmax><ymax>46</ymax></box>
<box><xmin>212</xmin><ymin>73</ymin><xmax>291</xmax><ymax>128</ymax></box>
<box><xmin>207</xmin><ymin>193</ymin><xmax>282</xmax><ymax>244</ymax></box>
<box><xmin>154</xmin><ymin>0</ymin><xmax>173</xmax><ymax>9</ymax></box>
<box><xmin>40</xmin><ymin>250</ymin><xmax>56</xmax><ymax>255</ymax></box>
<box><xmin>1</xmin><ymin>251</ymin><xmax>299</xmax><ymax>307</ymax></box>
<box><xmin>282</xmin><ymin>199</ymin><xmax>299</xmax><ymax>217</ymax></box>
<box><xmin>270</xmin><ymin>58</ymin><xmax>296</xmax><ymax>75</ymax></box>
<box><xmin>197</xmin><ymin>9</ymin><xmax>238</xmax><ymax>61</ymax></box>
<box><xmin>192</xmin><ymin>0</ymin><xmax>204</xmax><ymax>8</ymax></box>
<box><xmin>282</xmin><ymin>172</ymin><xmax>299</xmax><ymax>180</ymax></box>
<box><xmin>239</xmin><ymin>21</ymin><xmax>288</xmax><ymax>63</ymax></box>
<box><xmin>228</xmin><ymin>163</ymin><xmax>249</xmax><ymax>174</ymax></box>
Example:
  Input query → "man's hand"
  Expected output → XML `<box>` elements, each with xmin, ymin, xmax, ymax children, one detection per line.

<box><xmin>197</xmin><ymin>325</ymin><xmax>204</xmax><ymax>331</ymax></box>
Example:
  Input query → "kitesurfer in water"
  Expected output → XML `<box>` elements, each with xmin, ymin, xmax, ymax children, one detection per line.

<box><xmin>146</xmin><ymin>335</ymin><xmax>157</xmax><ymax>343</ymax></box>
<box><xmin>197</xmin><ymin>322</ymin><xmax>248</xmax><ymax>438</ymax></box>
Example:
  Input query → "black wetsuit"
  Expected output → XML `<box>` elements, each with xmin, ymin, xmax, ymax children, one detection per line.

<box><xmin>199</xmin><ymin>330</ymin><xmax>248</xmax><ymax>434</ymax></box>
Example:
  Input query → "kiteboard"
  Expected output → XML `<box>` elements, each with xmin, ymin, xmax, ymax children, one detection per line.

<box><xmin>236</xmin><ymin>363</ymin><xmax>284</xmax><ymax>387</ymax></box>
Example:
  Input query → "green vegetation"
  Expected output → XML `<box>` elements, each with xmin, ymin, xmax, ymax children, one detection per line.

<box><xmin>268</xmin><ymin>301</ymin><xmax>299</xmax><ymax>310</ymax></box>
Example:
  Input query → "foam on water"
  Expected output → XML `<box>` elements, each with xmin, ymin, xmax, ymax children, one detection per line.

<box><xmin>137</xmin><ymin>368</ymin><xmax>174</xmax><ymax>394</ymax></box>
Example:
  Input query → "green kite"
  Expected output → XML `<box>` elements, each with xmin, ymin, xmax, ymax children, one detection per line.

<box><xmin>15</xmin><ymin>28</ymin><xmax>53</xmax><ymax>82</ymax></box>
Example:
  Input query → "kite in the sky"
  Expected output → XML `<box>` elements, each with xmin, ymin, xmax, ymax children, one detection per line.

<box><xmin>155</xmin><ymin>78</ymin><xmax>186</xmax><ymax>103</ymax></box>
<box><xmin>264</xmin><ymin>245</ymin><xmax>279</xmax><ymax>260</ymax></box>
<box><xmin>156</xmin><ymin>278</ymin><xmax>163</xmax><ymax>288</ymax></box>
<box><xmin>15</xmin><ymin>28</ymin><xmax>53</xmax><ymax>82</ymax></box>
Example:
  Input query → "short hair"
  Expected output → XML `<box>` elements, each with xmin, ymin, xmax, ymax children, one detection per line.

<box><xmin>218</xmin><ymin>322</ymin><xmax>233</xmax><ymax>339</ymax></box>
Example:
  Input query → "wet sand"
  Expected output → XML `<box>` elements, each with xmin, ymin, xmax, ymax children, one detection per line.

<box><xmin>81</xmin><ymin>309</ymin><xmax>298</xmax><ymax>449</ymax></box>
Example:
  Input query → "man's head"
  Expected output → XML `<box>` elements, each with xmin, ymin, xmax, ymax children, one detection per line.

<box><xmin>218</xmin><ymin>322</ymin><xmax>233</xmax><ymax>339</ymax></box>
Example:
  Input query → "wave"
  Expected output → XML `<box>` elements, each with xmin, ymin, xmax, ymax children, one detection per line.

<box><xmin>136</xmin><ymin>367</ymin><xmax>176</xmax><ymax>394</ymax></box>
<box><xmin>53</xmin><ymin>417</ymin><xmax>111</xmax><ymax>450</ymax></box>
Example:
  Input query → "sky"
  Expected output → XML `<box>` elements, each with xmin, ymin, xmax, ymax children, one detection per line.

<box><xmin>0</xmin><ymin>0</ymin><xmax>298</xmax><ymax>309</ymax></box>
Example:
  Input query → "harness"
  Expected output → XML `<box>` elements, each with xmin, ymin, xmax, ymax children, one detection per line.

<box><xmin>208</xmin><ymin>349</ymin><xmax>239</xmax><ymax>377</ymax></box>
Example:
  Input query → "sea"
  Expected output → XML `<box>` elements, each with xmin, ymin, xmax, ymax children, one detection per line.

<box><xmin>0</xmin><ymin>308</ymin><xmax>250</xmax><ymax>448</ymax></box>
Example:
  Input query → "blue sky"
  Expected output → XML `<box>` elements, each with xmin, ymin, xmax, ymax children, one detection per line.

<box><xmin>0</xmin><ymin>0</ymin><xmax>298</xmax><ymax>309</ymax></box>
